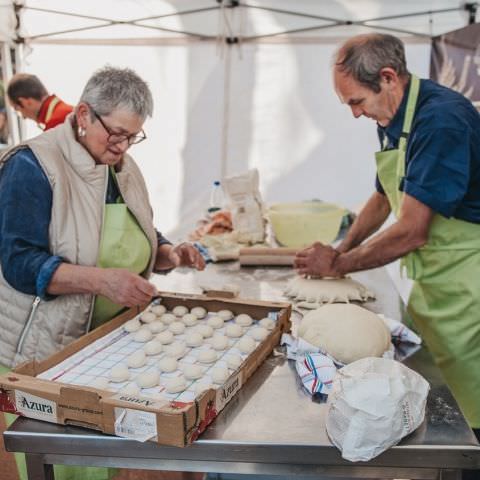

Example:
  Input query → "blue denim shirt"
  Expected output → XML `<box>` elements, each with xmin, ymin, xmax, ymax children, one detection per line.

<box><xmin>0</xmin><ymin>147</ymin><xmax>170</xmax><ymax>300</ymax></box>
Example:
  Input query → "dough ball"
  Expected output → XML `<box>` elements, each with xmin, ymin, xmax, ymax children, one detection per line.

<box><xmin>169</xmin><ymin>321</ymin><xmax>186</xmax><ymax>335</ymax></box>
<box><xmin>92</xmin><ymin>377</ymin><xmax>110</xmax><ymax>390</ymax></box>
<box><xmin>212</xmin><ymin>335</ymin><xmax>229</xmax><ymax>351</ymax></box>
<box><xmin>299</xmin><ymin>304</ymin><xmax>391</xmax><ymax>364</ymax></box>
<box><xmin>195</xmin><ymin>324</ymin><xmax>214</xmax><ymax>339</ymax></box>
<box><xmin>207</xmin><ymin>316</ymin><xmax>224</xmax><ymax>329</ymax></box>
<box><xmin>211</xmin><ymin>367</ymin><xmax>229</xmax><ymax>384</ymax></box>
<box><xmin>183</xmin><ymin>364</ymin><xmax>203</xmax><ymax>380</ymax></box>
<box><xmin>238</xmin><ymin>337</ymin><xmax>256</xmax><ymax>354</ymax></box>
<box><xmin>110</xmin><ymin>364</ymin><xmax>130</xmax><ymax>383</ymax></box>
<box><xmin>150</xmin><ymin>304</ymin><xmax>166</xmax><ymax>316</ymax></box>
<box><xmin>226</xmin><ymin>354</ymin><xmax>243</xmax><ymax>370</ymax></box>
<box><xmin>144</xmin><ymin>340</ymin><xmax>163</xmax><ymax>356</ymax></box>
<box><xmin>124</xmin><ymin>318</ymin><xmax>141</xmax><ymax>333</ymax></box>
<box><xmin>121</xmin><ymin>383</ymin><xmax>140</xmax><ymax>396</ymax></box>
<box><xmin>160</xmin><ymin>313</ymin><xmax>176</xmax><ymax>325</ymax></box>
<box><xmin>217</xmin><ymin>309</ymin><xmax>234</xmax><ymax>321</ymax></box>
<box><xmin>158</xmin><ymin>357</ymin><xmax>178</xmax><ymax>373</ymax></box>
<box><xmin>140</xmin><ymin>311</ymin><xmax>157</xmax><ymax>324</ymax></box>
<box><xmin>173</xmin><ymin>305</ymin><xmax>189</xmax><ymax>317</ymax></box>
<box><xmin>235</xmin><ymin>314</ymin><xmax>253</xmax><ymax>327</ymax></box>
<box><xmin>191</xmin><ymin>306</ymin><xmax>207</xmax><ymax>319</ymax></box>
<box><xmin>166</xmin><ymin>341</ymin><xmax>187</xmax><ymax>359</ymax></box>
<box><xmin>259</xmin><ymin>317</ymin><xmax>275</xmax><ymax>330</ymax></box>
<box><xmin>182</xmin><ymin>313</ymin><xmax>198</xmax><ymax>327</ymax></box>
<box><xmin>133</xmin><ymin>328</ymin><xmax>153</xmax><ymax>343</ymax></box>
<box><xmin>225</xmin><ymin>324</ymin><xmax>243</xmax><ymax>338</ymax></box>
<box><xmin>148</xmin><ymin>321</ymin><xmax>166</xmax><ymax>334</ymax></box>
<box><xmin>127</xmin><ymin>350</ymin><xmax>147</xmax><ymax>368</ymax></box>
<box><xmin>186</xmin><ymin>332</ymin><xmax>203</xmax><ymax>347</ymax></box>
<box><xmin>198</xmin><ymin>349</ymin><xmax>217</xmax><ymax>364</ymax></box>
<box><xmin>157</xmin><ymin>330</ymin><xmax>174</xmax><ymax>345</ymax></box>
<box><xmin>250</xmin><ymin>327</ymin><xmax>269</xmax><ymax>342</ymax></box>
<box><xmin>136</xmin><ymin>370</ymin><xmax>160</xmax><ymax>388</ymax></box>
<box><xmin>195</xmin><ymin>382</ymin><xmax>213</xmax><ymax>396</ymax></box>
<box><xmin>165</xmin><ymin>376</ymin><xmax>187</xmax><ymax>393</ymax></box>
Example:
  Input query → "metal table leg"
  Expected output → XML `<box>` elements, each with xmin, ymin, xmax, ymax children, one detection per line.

<box><xmin>25</xmin><ymin>453</ymin><xmax>54</xmax><ymax>480</ymax></box>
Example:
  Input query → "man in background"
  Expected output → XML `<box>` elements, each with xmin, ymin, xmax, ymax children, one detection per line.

<box><xmin>7</xmin><ymin>73</ymin><xmax>72</xmax><ymax>131</ymax></box>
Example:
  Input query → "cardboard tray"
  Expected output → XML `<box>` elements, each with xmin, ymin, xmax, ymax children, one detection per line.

<box><xmin>0</xmin><ymin>292</ymin><xmax>291</xmax><ymax>447</ymax></box>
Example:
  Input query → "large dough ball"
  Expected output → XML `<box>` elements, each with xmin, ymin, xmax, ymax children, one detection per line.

<box><xmin>299</xmin><ymin>304</ymin><xmax>391</xmax><ymax>364</ymax></box>
<box><xmin>212</xmin><ymin>335</ymin><xmax>229</xmax><ymax>351</ymax></box>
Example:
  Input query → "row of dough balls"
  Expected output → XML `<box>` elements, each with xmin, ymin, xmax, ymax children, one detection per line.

<box><xmin>107</xmin><ymin>356</ymin><xmax>240</xmax><ymax>394</ymax></box>
<box><xmin>125</xmin><ymin>311</ymin><xmax>276</xmax><ymax>338</ymax></box>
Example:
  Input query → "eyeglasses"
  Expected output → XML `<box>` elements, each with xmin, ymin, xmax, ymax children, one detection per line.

<box><xmin>90</xmin><ymin>107</ymin><xmax>147</xmax><ymax>146</ymax></box>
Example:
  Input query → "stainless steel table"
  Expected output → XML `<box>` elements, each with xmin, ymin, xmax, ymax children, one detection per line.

<box><xmin>4</xmin><ymin>264</ymin><xmax>480</xmax><ymax>480</ymax></box>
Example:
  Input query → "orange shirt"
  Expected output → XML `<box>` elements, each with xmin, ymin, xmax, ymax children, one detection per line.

<box><xmin>37</xmin><ymin>94</ymin><xmax>73</xmax><ymax>131</ymax></box>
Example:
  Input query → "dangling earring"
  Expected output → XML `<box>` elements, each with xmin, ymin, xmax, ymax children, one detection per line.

<box><xmin>78</xmin><ymin>126</ymin><xmax>86</xmax><ymax>137</ymax></box>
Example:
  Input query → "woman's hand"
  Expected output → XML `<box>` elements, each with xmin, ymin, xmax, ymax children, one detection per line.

<box><xmin>98</xmin><ymin>268</ymin><xmax>158</xmax><ymax>307</ymax></box>
<box><xmin>155</xmin><ymin>243</ymin><xmax>206</xmax><ymax>271</ymax></box>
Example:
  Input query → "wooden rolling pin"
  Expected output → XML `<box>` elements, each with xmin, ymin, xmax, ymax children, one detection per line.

<box><xmin>239</xmin><ymin>247</ymin><xmax>298</xmax><ymax>266</ymax></box>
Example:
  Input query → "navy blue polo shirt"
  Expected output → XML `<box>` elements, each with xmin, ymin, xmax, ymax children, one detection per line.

<box><xmin>376</xmin><ymin>78</ymin><xmax>480</xmax><ymax>223</ymax></box>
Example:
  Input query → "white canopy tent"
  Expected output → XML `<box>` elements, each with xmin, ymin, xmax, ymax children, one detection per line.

<box><xmin>0</xmin><ymin>0</ymin><xmax>477</xmax><ymax>240</ymax></box>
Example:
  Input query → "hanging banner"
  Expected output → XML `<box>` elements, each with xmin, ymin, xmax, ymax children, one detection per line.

<box><xmin>430</xmin><ymin>23</ymin><xmax>480</xmax><ymax>111</ymax></box>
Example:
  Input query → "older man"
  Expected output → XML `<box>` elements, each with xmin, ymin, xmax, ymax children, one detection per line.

<box><xmin>7</xmin><ymin>73</ymin><xmax>73</xmax><ymax>130</ymax></box>
<box><xmin>294</xmin><ymin>34</ymin><xmax>480</xmax><ymax>438</ymax></box>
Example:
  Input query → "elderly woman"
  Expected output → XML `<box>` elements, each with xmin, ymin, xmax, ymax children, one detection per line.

<box><xmin>0</xmin><ymin>66</ymin><xmax>204</xmax><ymax>480</ymax></box>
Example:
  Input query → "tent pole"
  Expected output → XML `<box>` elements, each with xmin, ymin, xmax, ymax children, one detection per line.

<box><xmin>220</xmin><ymin>44</ymin><xmax>232</xmax><ymax>179</ymax></box>
<box><xmin>1</xmin><ymin>42</ymin><xmax>20</xmax><ymax>144</ymax></box>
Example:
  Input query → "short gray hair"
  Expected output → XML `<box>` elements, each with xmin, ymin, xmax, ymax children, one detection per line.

<box><xmin>79</xmin><ymin>66</ymin><xmax>153</xmax><ymax>120</ymax></box>
<box><xmin>334</xmin><ymin>34</ymin><xmax>409</xmax><ymax>93</ymax></box>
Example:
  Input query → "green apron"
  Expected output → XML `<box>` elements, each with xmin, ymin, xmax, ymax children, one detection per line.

<box><xmin>90</xmin><ymin>166</ymin><xmax>152</xmax><ymax>330</ymax></box>
<box><xmin>375</xmin><ymin>75</ymin><xmax>480</xmax><ymax>428</ymax></box>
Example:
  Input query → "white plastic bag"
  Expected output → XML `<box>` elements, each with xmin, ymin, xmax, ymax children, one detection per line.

<box><xmin>325</xmin><ymin>357</ymin><xmax>429</xmax><ymax>462</ymax></box>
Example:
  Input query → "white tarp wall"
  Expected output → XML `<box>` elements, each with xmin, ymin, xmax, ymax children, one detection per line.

<box><xmin>3</xmin><ymin>1</ymin><xmax>475</xmax><ymax>239</ymax></box>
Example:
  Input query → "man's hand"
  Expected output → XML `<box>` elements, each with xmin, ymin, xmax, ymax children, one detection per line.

<box><xmin>98</xmin><ymin>268</ymin><xmax>158</xmax><ymax>307</ymax></box>
<box><xmin>294</xmin><ymin>242</ymin><xmax>340</xmax><ymax>277</ymax></box>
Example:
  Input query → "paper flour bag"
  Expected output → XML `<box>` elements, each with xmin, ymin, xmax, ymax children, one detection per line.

<box><xmin>325</xmin><ymin>357</ymin><xmax>429</xmax><ymax>462</ymax></box>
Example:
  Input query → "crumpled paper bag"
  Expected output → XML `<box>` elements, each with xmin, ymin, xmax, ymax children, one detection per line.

<box><xmin>325</xmin><ymin>357</ymin><xmax>429</xmax><ymax>462</ymax></box>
